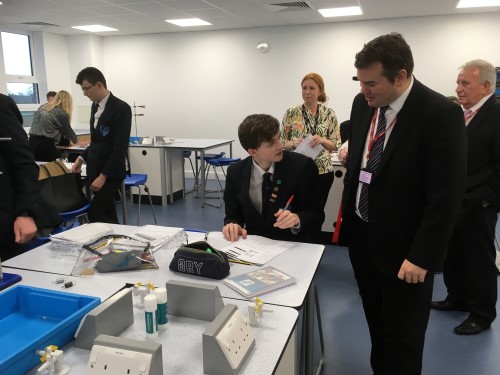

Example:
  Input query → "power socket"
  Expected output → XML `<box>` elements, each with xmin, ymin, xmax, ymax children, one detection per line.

<box><xmin>215</xmin><ymin>308</ymin><xmax>255</xmax><ymax>370</ymax></box>
<box><xmin>87</xmin><ymin>345</ymin><xmax>152</xmax><ymax>375</ymax></box>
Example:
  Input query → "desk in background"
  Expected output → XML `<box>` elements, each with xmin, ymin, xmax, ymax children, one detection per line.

<box><xmin>129</xmin><ymin>139</ymin><xmax>234</xmax><ymax>206</ymax></box>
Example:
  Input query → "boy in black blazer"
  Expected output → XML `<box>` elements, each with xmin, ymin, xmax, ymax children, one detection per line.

<box><xmin>223</xmin><ymin>114</ymin><xmax>323</xmax><ymax>243</ymax></box>
<box><xmin>72</xmin><ymin>67</ymin><xmax>132</xmax><ymax>223</ymax></box>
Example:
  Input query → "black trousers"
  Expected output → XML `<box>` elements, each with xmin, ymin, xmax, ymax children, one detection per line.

<box><xmin>443</xmin><ymin>204</ymin><xmax>498</xmax><ymax>325</ymax></box>
<box><xmin>29</xmin><ymin>135</ymin><xmax>58</xmax><ymax>162</ymax></box>
<box><xmin>88</xmin><ymin>180</ymin><xmax>121</xmax><ymax>224</ymax></box>
<box><xmin>349</xmin><ymin>215</ymin><xmax>434</xmax><ymax>375</ymax></box>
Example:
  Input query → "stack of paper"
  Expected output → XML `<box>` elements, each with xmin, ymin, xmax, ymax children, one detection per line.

<box><xmin>50</xmin><ymin>223</ymin><xmax>113</xmax><ymax>256</ymax></box>
<box><xmin>131</xmin><ymin>225</ymin><xmax>187</xmax><ymax>252</ymax></box>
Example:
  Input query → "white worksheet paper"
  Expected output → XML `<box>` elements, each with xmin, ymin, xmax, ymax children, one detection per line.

<box><xmin>207</xmin><ymin>232</ymin><xmax>293</xmax><ymax>265</ymax></box>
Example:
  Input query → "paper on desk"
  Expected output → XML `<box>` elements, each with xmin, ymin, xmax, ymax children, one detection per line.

<box><xmin>50</xmin><ymin>223</ymin><xmax>113</xmax><ymax>244</ymax></box>
<box><xmin>131</xmin><ymin>225</ymin><xmax>186</xmax><ymax>251</ymax></box>
<box><xmin>294</xmin><ymin>134</ymin><xmax>324</xmax><ymax>159</ymax></box>
<box><xmin>207</xmin><ymin>233</ymin><xmax>293</xmax><ymax>265</ymax></box>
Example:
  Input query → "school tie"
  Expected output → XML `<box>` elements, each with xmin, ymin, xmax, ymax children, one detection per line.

<box><xmin>261</xmin><ymin>172</ymin><xmax>273</xmax><ymax>215</ymax></box>
<box><xmin>358</xmin><ymin>106</ymin><xmax>389</xmax><ymax>222</ymax></box>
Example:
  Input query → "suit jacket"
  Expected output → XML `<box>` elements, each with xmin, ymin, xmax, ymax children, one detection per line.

<box><xmin>340</xmin><ymin>79</ymin><xmax>467</xmax><ymax>275</ymax></box>
<box><xmin>81</xmin><ymin>93</ymin><xmax>132</xmax><ymax>182</ymax></box>
<box><xmin>463</xmin><ymin>94</ymin><xmax>500</xmax><ymax>211</ymax></box>
<box><xmin>0</xmin><ymin>94</ymin><xmax>39</xmax><ymax>247</ymax></box>
<box><xmin>224</xmin><ymin>151</ymin><xmax>324</xmax><ymax>243</ymax></box>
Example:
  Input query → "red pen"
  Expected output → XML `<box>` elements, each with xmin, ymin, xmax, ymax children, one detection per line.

<box><xmin>284</xmin><ymin>194</ymin><xmax>294</xmax><ymax>211</ymax></box>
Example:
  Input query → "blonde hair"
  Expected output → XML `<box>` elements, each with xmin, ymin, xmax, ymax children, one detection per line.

<box><xmin>46</xmin><ymin>90</ymin><xmax>73</xmax><ymax>120</ymax></box>
<box><xmin>301</xmin><ymin>73</ymin><xmax>327</xmax><ymax>102</ymax></box>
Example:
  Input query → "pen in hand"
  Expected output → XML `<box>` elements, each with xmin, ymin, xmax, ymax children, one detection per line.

<box><xmin>283</xmin><ymin>194</ymin><xmax>294</xmax><ymax>211</ymax></box>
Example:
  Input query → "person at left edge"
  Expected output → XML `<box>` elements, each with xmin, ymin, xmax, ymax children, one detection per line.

<box><xmin>72</xmin><ymin>67</ymin><xmax>132</xmax><ymax>223</ymax></box>
<box><xmin>0</xmin><ymin>94</ymin><xmax>38</xmax><ymax>260</ymax></box>
<box><xmin>223</xmin><ymin>114</ymin><xmax>324</xmax><ymax>243</ymax></box>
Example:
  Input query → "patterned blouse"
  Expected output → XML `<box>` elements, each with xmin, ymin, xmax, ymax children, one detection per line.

<box><xmin>280</xmin><ymin>103</ymin><xmax>341</xmax><ymax>174</ymax></box>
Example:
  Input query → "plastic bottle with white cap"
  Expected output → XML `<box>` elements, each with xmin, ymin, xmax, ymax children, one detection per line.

<box><xmin>155</xmin><ymin>287</ymin><xmax>168</xmax><ymax>329</ymax></box>
<box><xmin>144</xmin><ymin>294</ymin><xmax>158</xmax><ymax>339</ymax></box>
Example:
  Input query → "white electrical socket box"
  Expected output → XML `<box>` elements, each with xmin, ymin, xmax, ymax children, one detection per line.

<box><xmin>87</xmin><ymin>345</ymin><xmax>152</xmax><ymax>375</ymax></box>
<box><xmin>215</xmin><ymin>309</ymin><xmax>255</xmax><ymax>369</ymax></box>
<box><xmin>203</xmin><ymin>304</ymin><xmax>256</xmax><ymax>375</ymax></box>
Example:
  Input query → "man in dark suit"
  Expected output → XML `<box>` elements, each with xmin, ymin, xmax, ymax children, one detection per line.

<box><xmin>72</xmin><ymin>67</ymin><xmax>132</xmax><ymax>223</ymax></box>
<box><xmin>0</xmin><ymin>94</ymin><xmax>38</xmax><ymax>260</ymax></box>
<box><xmin>432</xmin><ymin>59</ymin><xmax>500</xmax><ymax>335</ymax></box>
<box><xmin>223</xmin><ymin>114</ymin><xmax>323</xmax><ymax>243</ymax></box>
<box><xmin>340</xmin><ymin>33</ymin><xmax>467</xmax><ymax>374</ymax></box>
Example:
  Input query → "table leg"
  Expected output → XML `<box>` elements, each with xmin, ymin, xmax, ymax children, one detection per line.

<box><xmin>121</xmin><ymin>182</ymin><xmax>127</xmax><ymax>225</ymax></box>
<box><xmin>200</xmin><ymin>151</ymin><xmax>205</xmax><ymax>208</ymax></box>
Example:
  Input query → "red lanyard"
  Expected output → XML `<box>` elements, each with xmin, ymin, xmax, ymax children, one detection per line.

<box><xmin>366</xmin><ymin>109</ymin><xmax>397</xmax><ymax>160</ymax></box>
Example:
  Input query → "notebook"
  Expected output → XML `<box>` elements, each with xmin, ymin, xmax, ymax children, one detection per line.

<box><xmin>223</xmin><ymin>266</ymin><xmax>296</xmax><ymax>299</ymax></box>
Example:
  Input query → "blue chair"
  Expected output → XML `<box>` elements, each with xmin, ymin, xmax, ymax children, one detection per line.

<box><xmin>124</xmin><ymin>173</ymin><xmax>157</xmax><ymax>225</ymax></box>
<box><xmin>203</xmin><ymin>157</ymin><xmax>241</xmax><ymax>208</ymax></box>
<box><xmin>23</xmin><ymin>203</ymin><xmax>91</xmax><ymax>250</ymax></box>
<box><xmin>193</xmin><ymin>151</ymin><xmax>226</xmax><ymax>198</ymax></box>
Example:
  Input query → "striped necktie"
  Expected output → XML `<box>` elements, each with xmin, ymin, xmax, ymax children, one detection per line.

<box><xmin>358</xmin><ymin>106</ymin><xmax>389</xmax><ymax>221</ymax></box>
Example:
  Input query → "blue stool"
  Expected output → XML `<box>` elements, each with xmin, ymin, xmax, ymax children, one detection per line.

<box><xmin>192</xmin><ymin>151</ymin><xmax>226</xmax><ymax>198</ymax></box>
<box><xmin>203</xmin><ymin>157</ymin><xmax>241</xmax><ymax>208</ymax></box>
<box><xmin>124</xmin><ymin>173</ymin><xmax>157</xmax><ymax>225</ymax></box>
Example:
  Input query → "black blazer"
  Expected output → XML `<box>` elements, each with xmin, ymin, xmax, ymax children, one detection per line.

<box><xmin>463</xmin><ymin>94</ymin><xmax>500</xmax><ymax>211</ymax></box>
<box><xmin>224</xmin><ymin>151</ymin><xmax>324</xmax><ymax>243</ymax></box>
<box><xmin>340</xmin><ymin>79</ymin><xmax>467</xmax><ymax>275</ymax></box>
<box><xmin>81</xmin><ymin>93</ymin><xmax>132</xmax><ymax>182</ymax></box>
<box><xmin>0</xmin><ymin>94</ymin><xmax>39</xmax><ymax>246</ymax></box>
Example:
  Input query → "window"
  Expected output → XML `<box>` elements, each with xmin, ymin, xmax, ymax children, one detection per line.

<box><xmin>0</xmin><ymin>31</ymin><xmax>40</xmax><ymax>106</ymax></box>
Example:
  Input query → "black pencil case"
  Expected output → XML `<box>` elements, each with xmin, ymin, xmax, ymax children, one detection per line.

<box><xmin>169</xmin><ymin>241</ymin><xmax>230</xmax><ymax>279</ymax></box>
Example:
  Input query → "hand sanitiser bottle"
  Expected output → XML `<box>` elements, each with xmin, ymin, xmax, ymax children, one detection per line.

<box><xmin>155</xmin><ymin>287</ymin><xmax>168</xmax><ymax>329</ymax></box>
<box><xmin>144</xmin><ymin>294</ymin><xmax>158</xmax><ymax>339</ymax></box>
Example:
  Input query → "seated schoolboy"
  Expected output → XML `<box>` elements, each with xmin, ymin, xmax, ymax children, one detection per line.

<box><xmin>222</xmin><ymin>114</ymin><xmax>324</xmax><ymax>243</ymax></box>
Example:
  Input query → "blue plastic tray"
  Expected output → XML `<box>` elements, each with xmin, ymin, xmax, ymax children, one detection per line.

<box><xmin>0</xmin><ymin>285</ymin><xmax>100</xmax><ymax>374</ymax></box>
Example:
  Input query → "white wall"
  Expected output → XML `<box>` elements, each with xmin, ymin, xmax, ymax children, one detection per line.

<box><xmin>43</xmin><ymin>12</ymin><xmax>500</xmax><ymax>159</ymax></box>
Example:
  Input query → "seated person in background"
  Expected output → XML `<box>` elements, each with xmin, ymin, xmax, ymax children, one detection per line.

<box><xmin>223</xmin><ymin>114</ymin><xmax>324</xmax><ymax>243</ymax></box>
<box><xmin>29</xmin><ymin>90</ymin><xmax>81</xmax><ymax>161</ymax></box>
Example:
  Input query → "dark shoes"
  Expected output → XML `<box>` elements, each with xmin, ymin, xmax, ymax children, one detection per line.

<box><xmin>453</xmin><ymin>318</ymin><xmax>491</xmax><ymax>335</ymax></box>
<box><xmin>431</xmin><ymin>300</ymin><xmax>468</xmax><ymax>312</ymax></box>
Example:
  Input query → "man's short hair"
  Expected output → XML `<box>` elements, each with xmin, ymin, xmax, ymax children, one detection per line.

<box><xmin>238</xmin><ymin>114</ymin><xmax>279</xmax><ymax>151</ymax></box>
<box><xmin>459</xmin><ymin>59</ymin><xmax>496</xmax><ymax>94</ymax></box>
<box><xmin>75</xmin><ymin>67</ymin><xmax>107</xmax><ymax>88</ymax></box>
<box><xmin>355</xmin><ymin>32</ymin><xmax>414</xmax><ymax>83</ymax></box>
<box><xmin>46</xmin><ymin>91</ymin><xmax>56</xmax><ymax>100</ymax></box>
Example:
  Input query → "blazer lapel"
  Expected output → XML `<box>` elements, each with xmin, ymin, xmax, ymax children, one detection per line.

<box><xmin>240</xmin><ymin>158</ymin><xmax>260</xmax><ymax>216</ymax></box>
<box><xmin>351</xmin><ymin>108</ymin><xmax>375</xmax><ymax>170</ymax></box>
<box><xmin>466</xmin><ymin>95</ymin><xmax>496</xmax><ymax>136</ymax></box>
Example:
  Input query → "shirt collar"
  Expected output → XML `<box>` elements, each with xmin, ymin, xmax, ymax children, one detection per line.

<box><xmin>388</xmin><ymin>75</ymin><xmax>414</xmax><ymax>113</ymax></box>
<box><xmin>466</xmin><ymin>93</ymin><xmax>493</xmax><ymax>113</ymax></box>
<box><xmin>97</xmin><ymin>91</ymin><xmax>111</xmax><ymax>109</ymax></box>
<box><xmin>252</xmin><ymin>158</ymin><xmax>275</xmax><ymax>178</ymax></box>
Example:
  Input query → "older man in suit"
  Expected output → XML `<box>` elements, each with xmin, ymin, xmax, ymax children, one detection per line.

<box><xmin>0</xmin><ymin>94</ymin><xmax>38</xmax><ymax>260</ymax></box>
<box><xmin>223</xmin><ymin>114</ymin><xmax>323</xmax><ymax>243</ymax></box>
<box><xmin>340</xmin><ymin>33</ymin><xmax>467</xmax><ymax>374</ymax></box>
<box><xmin>432</xmin><ymin>59</ymin><xmax>500</xmax><ymax>335</ymax></box>
<box><xmin>72</xmin><ymin>67</ymin><xmax>132</xmax><ymax>223</ymax></box>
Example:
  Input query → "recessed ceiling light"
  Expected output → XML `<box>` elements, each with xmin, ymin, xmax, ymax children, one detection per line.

<box><xmin>165</xmin><ymin>18</ymin><xmax>211</xmax><ymax>27</ymax></box>
<box><xmin>72</xmin><ymin>25</ymin><xmax>118</xmax><ymax>32</ymax></box>
<box><xmin>318</xmin><ymin>6</ymin><xmax>363</xmax><ymax>18</ymax></box>
<box><xmin>457</xmin><ymin>0</ymin><xmax>500</xmax><ymax>7</ymax></box>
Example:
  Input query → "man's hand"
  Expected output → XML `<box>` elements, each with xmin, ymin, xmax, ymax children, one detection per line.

<box><xmin>13</xmin><ymin>216</ymin><xmax>37</xmax><ymax>243</ymax></box>
<box><xmin>71</xmin><ymin>157</ymin><xmax>83</xmax><ymax>173</ymax></box>
<box><xmin>223</xmin><ymin>223</ymin><xmax>247</xmax><ymax>242</ymax></box>
<box><xmin>90</xmin><ymin>173</ymin><xmax>107</xmax><ymax>193</ymax></box>
<box><xmin>397</xmin><ymin>259</ymin><xmax>428</xmax><ymax>283</ymax></box>
<box><xmin>273</xmin><ymin>209</ymin><xmax>300</xmax><ymax>229</ymax></box>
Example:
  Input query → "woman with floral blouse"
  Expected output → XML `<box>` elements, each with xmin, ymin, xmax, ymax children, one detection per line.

<box><xmin>280</xmin><ymin>72</ymin><xmax>341</xmax><ymax>210</ymax></box>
